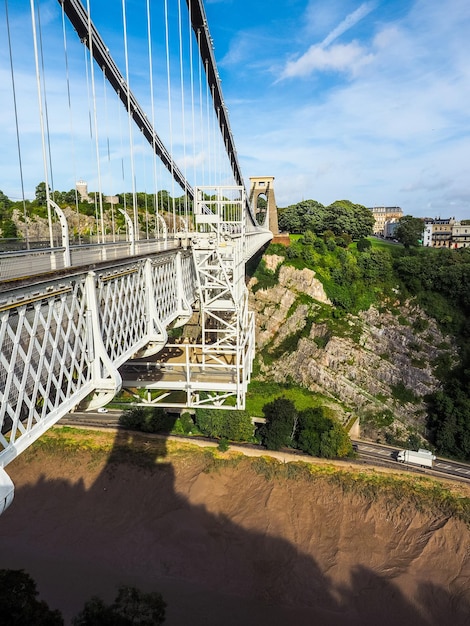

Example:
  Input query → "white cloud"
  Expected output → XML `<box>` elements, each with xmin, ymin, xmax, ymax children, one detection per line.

<box><xmin>281</xmin><ymin>41</ymin><xmax>373</xmax><ymax>79</ymax></box>
<box><xmin>322</xmin><ymin>2</ymin><xmax>376</xmax><ymax>47</ymax></box>
<box><xmin>280</xmin><ymin>1</ymin><xmax>376</xmax><ymax>80</ymax></box>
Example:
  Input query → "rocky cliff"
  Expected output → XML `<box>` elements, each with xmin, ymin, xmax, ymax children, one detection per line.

<box><xmin>249</xmin><ymin>253</ymin><xmax>456</xmax><ymax>440</ymax></box>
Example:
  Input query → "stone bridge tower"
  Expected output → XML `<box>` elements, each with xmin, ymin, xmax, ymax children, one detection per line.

<box><xmin>249</xmin><ymin>176</ymin><xmax>279</xmax><ymax>236</ymax></box>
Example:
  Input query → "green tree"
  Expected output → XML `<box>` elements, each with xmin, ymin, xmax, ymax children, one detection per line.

<box><xmin>34</xmin><ymin>182</ymin><xmax>50</xmax><ymax>206</ymax></box>
<box><xmin>356</xmin><ymin>237</ymin><xmax>372</xmax><ymax>252</ymax></box>
<box><xmin>1</xmin><ymin>219</ymin><xmax>18</xmax><ymax>238</ymax></box>
<box><xmin>0</xmin><ymin>189</ymin><xmax>12</xmax><ymax>218</ymax></box>
<box><xmin>194</xmin><ymin>408</ymin><xmax>253</xmax><ymax>441</ymax></box>
<box><xmin>278</xmin><ymin>200</ymin><xmax>326</xmax><ymax>233</ymax></box>
<box><xmin>63</xmin><ymin>189</ymin><xmax>78</xmax><ymax>205</ymax></box>
<box><xmin>119</xmin><ymin>407</ymin><xmax>173</xmax><ymax>433</ymax></box>
<box><xmin>324</xmin><ymin>200</ymin><xmax>374</xmax><ymax>240</ymax></box>
<box><xmin>427</xmin><ymin>385</ymin><xmax>470</xmax><ymax>460</ymax></box>
<box><xmin>260</xmin><ymin>398</ymin><xmax>298</xmax><ymax>450</ymax></box>
<box><xmin>0</xmin><ymin>569</ymin><xmax>64</xmax><ymax>625</ymax></box>
<box><xmin>73</xmin><ymin>586</ymin><xmax>166</xmax><ymax>626</ymax></box>
<box><xmin>357</xmin><ymin>249</ymin><xmax>393</xmax><ymax>284</ymax></box>
<box><xmin>156</xmin><ymin>189</ymin><xmax>171</xmax><ymax>212</ymax></box>
<box><xmin>395</xmin><ymin>215</ymin><xmax>424</xmax><ymax>248</ymax></box>
<box><xmin>296</xmin><ymin>407</ymin><xmax>353</xmax><ymax>458</ymax></box>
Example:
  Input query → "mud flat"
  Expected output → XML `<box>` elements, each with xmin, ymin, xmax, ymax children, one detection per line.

<box><xmin>0</xmin><ymin>428</ymin><xmax>469</xmax><ymax>625</ymax></box>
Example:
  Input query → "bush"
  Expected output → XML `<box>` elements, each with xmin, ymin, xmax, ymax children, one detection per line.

<box><xmin>390</xmin><ymin>382</ymin><xmax>420</xmax><ymax>405</ymax></box>
<box><xmin>357</xmin><ymin>237</ymin><xmax>372</xmax><ymax>252</ymax></box>
<box><xmin>296</xmin><ymin>406</ymin><xmax>353</xmax><ymax>458</ymax></box>
<box><xmin>251</xmin><ymin>259</ymin><xmax>280</xmax><ymax>292</ymax></box>
<box><xmin>73</xmin><ymin>585</ymin><xmax>166</xmax><ymax>625</ymax></box>
<box><xmin>119</xmin><ymin>407</ymin><xmax>146</xmax><ymax>430</ymax></box>
<box><xmin>0</xmin><ymin>569</ymin><xmax>64</xmax><ymax>625</ymax></box>
<box><xmin>119</xmin><ymin>407</ymin><xmax>175</xmax><ymax>433</ymax></box>
<box><xmin>412</xmin><ymin>317</ymin><xmax>429</xmax><ymax>333</ymax></box>
<box><xmin>194</xmin><ymin>409</ymin><xmax>254</xmax><ymax>441</ymax></box>
<box><xmin>260</xmin><ymin>398</ymin><xmax>298</xmax><ymax>450</ymax></box>
<box><xmin>218</xmin><ymin>438</ymin><xmax>230</xmax><ymax>452</ymax></box>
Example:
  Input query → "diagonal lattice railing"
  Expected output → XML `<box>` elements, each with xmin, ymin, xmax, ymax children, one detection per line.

<box><xmin>0</xmin><ymin>250</ymin><xmax>195</xmax><ymax>472</ymax></box>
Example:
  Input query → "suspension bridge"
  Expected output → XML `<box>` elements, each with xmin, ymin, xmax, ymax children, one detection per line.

<box><xmin>0</xmin><ymin>0</ymin><xmax>279</xmax><ymax>513</ymax></box>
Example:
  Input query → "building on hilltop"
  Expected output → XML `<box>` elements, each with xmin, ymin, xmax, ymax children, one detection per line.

<box><xmin>451</xmin><ymin>222</ymin><xmax>470</xmax><ymax>249</ymax></box>
<box><xmin>384</xmin><ymin>221</ymin><xmax>400</xmax><ymax>240</ymax></box>
<box><xmin>368</xmin><ymin>206</ymin><xmax>403</xmax><ymax>237</ymax></box>
<box><xmin>76</xmin><ymin>180</ymin><xmax>91</xmax><ymax>203</ymax></box>
<box><xmin>76</xmin><ymin>180</ymin><xmax>119</xmax><ymax>205</ymax></box>
<box><xmin>423</xmin><ymin>217</ymin><xmax>456</xmax><ymax>247</ymax></box>
<box><xmin>423</xmin><ymin>217</ymin><xmax>470</xmax><ymax>249</ymax></box>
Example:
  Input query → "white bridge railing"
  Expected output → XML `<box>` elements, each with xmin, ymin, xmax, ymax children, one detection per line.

<box><xmin>0</xmin><ymin>250</ymin><xmax>194</xmax><ymax>492</ymax></box>
<box><xmin>0</xmin><ymin>238</ymin><xmax>178</xmax><ymax>285</ymax></box>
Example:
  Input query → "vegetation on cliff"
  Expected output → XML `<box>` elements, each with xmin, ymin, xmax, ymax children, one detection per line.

<box><xmin>118</xmin><ymin>394</ymin><xmax>352</xmax><ymax>460</ymax></box>
<box><xmin>0</xmin><ymin>184</ymin><xmax>188</xmax><ymax>241</ymax></box>
<box><xmin>260</xmin><ymin>398</ymin><xmax>353</xmax><ymax>458</ymax></box>
<box><xmin>0</xmin><ymin>568</ymin><xmax>167</xmax><ymax>625</ymax></box>
<box><xmin>250</xmin><ymin>223</ymin><xmax>470</xmax><ymax>462</ymax></box>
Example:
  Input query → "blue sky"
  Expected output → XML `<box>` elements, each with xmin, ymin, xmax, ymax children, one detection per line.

<box><xmin>1</xmin><ymin>0</ymin><xmax>470</xmax><ymax>218</ymax></box>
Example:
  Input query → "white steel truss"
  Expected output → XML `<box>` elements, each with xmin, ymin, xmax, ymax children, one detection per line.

<box><xmin>119</xmin><ymin>187</ymin><xmax>256</xmax><ymax>410</ymax></box>
<box><xmin>189</xmin><ymin>186</ymin><xmax>255</xmax><ymax>406</ymax></box>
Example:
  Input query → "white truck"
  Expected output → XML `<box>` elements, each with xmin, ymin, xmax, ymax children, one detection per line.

<box><xmin>397</xmin><ymin>448</ymin><xmax>436</xmax><ymax>468</ymax></box>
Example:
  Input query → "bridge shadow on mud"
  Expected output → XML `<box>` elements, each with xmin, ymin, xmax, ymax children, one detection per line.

<box><xmin>0</xmin><ymin>422</ymin><xmax>469</xmax><ymax>626</ymax></box>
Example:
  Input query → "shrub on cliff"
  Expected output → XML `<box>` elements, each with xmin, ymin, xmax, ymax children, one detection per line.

<box><xmin>0</xmin><ymin>569</ymin><xmax>63</xmax><ymax>625</ymax></box>
<box><xmin>194</xmin><ymin>408</ymin><xmax>254</xmax><ymax>442</ymax></box>
<box><xmin>259</xmin><ymin>398</ymin><xmax>298</xmax><ymax>451</ymax></box>
<box><xmin>297</xmin><ymin>407</ymin><xmax>353</xmax><ymax>458</ymax></box>
<box><xmin>73</xmin><ymin>585</ymin><xmax>166</xmax><ymax>625</ymax></box>
<box><xmin>119</xmin><ymin>407</ymin><xmax>175</xmax><ymax>433</ymax></box>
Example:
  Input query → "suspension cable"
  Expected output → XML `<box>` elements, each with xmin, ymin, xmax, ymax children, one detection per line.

<box><xmin>146</xmin><ymin>0</ymin><xmax>159</xmax><ymax>238</ymax></box>
<box><xmin>5</xmin><ymin>0</ymin><xmax>29</xmax><ymax>248</ymax></box>
<box><xmin>140</xmin><ymin>129</ymin><xmax>149</xmax><ymax>240</ymax></box>
<box><xmin>197</xmin><ymin>29</ymin><xmax>205</xmax><ymax>187</ymax></box>
<box><xmin>117</xmin><ymin>89</ymin><xmax>128</xmax><ymax>239</ymax></box>
<box><xmin>164</xmin><ymin>0</ymin><xmax>176</xmax><ymax>233</ymax></box>
<box><xmin>177</xmin><ymin>0</ymin><xmax>188</xmax><ymax>228</ymax></box>
<box><xmin>103</xmin><ymin>70</ymin><xmax>115</xmax><ymax>242</ymax></box>
<box><xmin>205</xmin><ymin>60</ymin><xmax>212</xmax><ymax>186</ymax></box>
<box><xmin>61</xmin><ymin>1</ymin><xmax>81</xmax><ymax>244</ymax></box>
<box><xmin>36</xmin><ymin>1</ymin><xmax>55</xmax><ymax>202</ymax></box>
<box><xmin>30</xmin><ymin>0</ymin><xmax>53</xmax><ymax>248</ymax></box>
<box><xmin>121</xmin><ymin>0</ymin><xmax>138</xmax><ymax>240</ymax></box>
<box><xmin>86</xmin><ymin>0</ymin><xmax>105</xmax><ymax>243</ymax></box>
<box><xmin>188</xmin><ymin>1</ymin><xmax>197</xmax><ymax>204</ymax></box>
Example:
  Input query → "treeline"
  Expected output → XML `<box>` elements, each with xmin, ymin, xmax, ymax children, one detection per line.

<box><xmin>0</xmin><ymin>184</ymin><xmax>190</xmax><ymax>239</ymax></box>
<box><xmin>278</xmin><ymin>199</ymin><xmax>375</xmax><ymax>240</ymax></box>
<box><xmin>0</xmin><ymin>569</ymin><xmax>166</xmax><ymax>625</ymax></box>
<box><xmin>118</xmin><ymin>400</ymin><xmax>353</xmax><ymax>460</ymax></box>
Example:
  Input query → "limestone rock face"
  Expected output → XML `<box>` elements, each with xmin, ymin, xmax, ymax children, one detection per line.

<box><xmin>249</xmin><ymin>254</ymin><xmax>456</xmax><ymax>434</ymax></box>
<box><xmin>249</xmin><ymin>260</ymin><xmax>331</xmax><ymax>350</ymax></box>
